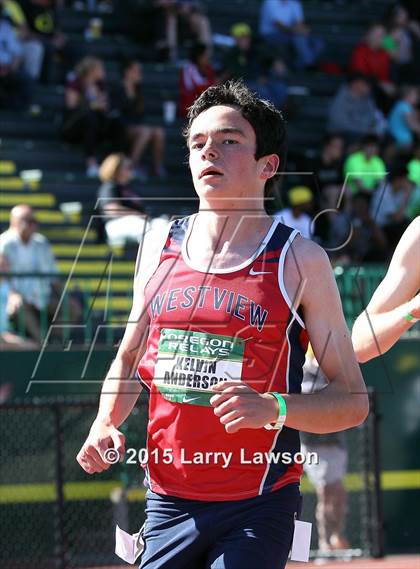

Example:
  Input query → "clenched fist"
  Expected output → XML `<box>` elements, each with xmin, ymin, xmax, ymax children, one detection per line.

<box><xmin>210</xmin><ymin>381</ymin><xmax>278</xmax><ymax>434</ymax></box>
<box><xmin>77</xmin><ymin>418</ymin><xmax>126</xmax><ymax>474</ymax></box>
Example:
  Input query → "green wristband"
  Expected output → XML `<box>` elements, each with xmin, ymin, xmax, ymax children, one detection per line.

<box><xmin>264</xmin><ymin>392</ymin><xmax>287</xmax><ymax>430</ymax></box>
<box><xmin>271</xmin><ymin>392</ymin><xmax>287</xmax><ymax>419</ymax></box>
<box><xmin>404</xmin><ymin>312</ymin><xmax>418</xmax><ymax>323</ymax></box>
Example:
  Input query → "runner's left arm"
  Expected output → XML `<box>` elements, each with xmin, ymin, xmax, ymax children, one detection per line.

<box><xmin>211</xmin><ymin>238</ymin><xmax>369</xmax><ymax>434</ymax></box>
<box><xmin>279</xmin><ymin>239</ymin><xmax>369</xmax><ymax>433</ymax></box>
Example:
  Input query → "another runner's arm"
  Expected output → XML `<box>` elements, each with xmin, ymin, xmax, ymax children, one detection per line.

<box><xmin>281</xmin><ymin>238</ymin><xmax>369</xmax><ymax>433</ymax></box>
<box><xmin>352</xmin><ymin>217</ymin><xmax>420</xmax><ymax>362</ymax></box>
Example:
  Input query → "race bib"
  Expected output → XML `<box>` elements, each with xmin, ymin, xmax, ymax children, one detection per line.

<box><xmin>153</xmin><ymin>328</ymin><xmax>245</xmax><ymax>406</ymax></box>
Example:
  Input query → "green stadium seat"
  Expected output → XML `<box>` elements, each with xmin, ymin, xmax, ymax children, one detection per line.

<box><xmin>0</xmin><ymin>193</ymin><xmax>56</xmax><ymax>207</ymax></box>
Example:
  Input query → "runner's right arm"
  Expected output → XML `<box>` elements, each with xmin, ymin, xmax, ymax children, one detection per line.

<box><xmin>77</xmin><ymin>226</ymin><xmax>169</xmax><ymax>474</ymax></box>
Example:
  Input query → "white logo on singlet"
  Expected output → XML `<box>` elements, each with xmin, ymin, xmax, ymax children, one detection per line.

<box><xmin>249</xmin><ymin>268</ymin><xmax>271</xmax><ymax>276</ymax></box>
<box><xmin>183</xmin><ymin>396</ymin><xmax>201</xmax><ymax>403</ymax></box>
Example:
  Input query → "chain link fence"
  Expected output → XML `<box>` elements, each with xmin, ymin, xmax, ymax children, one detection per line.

<box><xmin>0</xmin><ymin>392</ymin><xmax>383</xmax><ymax>569</ymax></box>
<box><xmin>301</xmin><ymin>391</ymin><xmax>384</xmax><ymax>560</ymax></box>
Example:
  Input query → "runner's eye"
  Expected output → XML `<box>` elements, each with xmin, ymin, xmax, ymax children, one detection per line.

<box><xmin>223</xmin><ymin>139</ymin><xmax>238</xmax><ymax>145</ymax></box>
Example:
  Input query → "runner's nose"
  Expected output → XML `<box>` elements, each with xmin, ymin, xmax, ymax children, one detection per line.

<box><xmin>201</xmin><ymin>141</ymin><xmax>219</xmax><ymax>161</ymax></box>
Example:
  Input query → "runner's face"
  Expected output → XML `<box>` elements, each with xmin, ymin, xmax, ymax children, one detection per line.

<box><xmin>188</xmin><ymin>105</ymin><xmax>266</xmax><ymax>202</ymax></box>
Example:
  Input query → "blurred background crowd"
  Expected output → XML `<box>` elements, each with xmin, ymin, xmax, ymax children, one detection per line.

<box><xmin>0</xmin><ymin>0</ymin><xmax>419</xmax><ymax>348</ymax></box>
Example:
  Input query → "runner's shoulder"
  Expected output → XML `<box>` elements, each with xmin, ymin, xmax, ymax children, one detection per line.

<box><xmin>288</xmin><ymin>234</ymin><xmax>330</xmax><ymax>273</ymax></box>
<box><xmin>133</xmin><ymin>216</ymin><xmax>174</xmax><ymax>288</ymax></box>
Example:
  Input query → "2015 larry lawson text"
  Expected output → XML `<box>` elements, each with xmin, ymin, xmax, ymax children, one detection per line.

<box><xmin>122</xmin><ymin>448</ymin><xmax>319</xmax><ymax>469</ymax></box>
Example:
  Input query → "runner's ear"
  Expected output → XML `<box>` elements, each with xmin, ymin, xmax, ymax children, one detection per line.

<box><xmin>260</xmin><ymin>155</ymin><xmax>279</xmax><ymax>180</ymax></box>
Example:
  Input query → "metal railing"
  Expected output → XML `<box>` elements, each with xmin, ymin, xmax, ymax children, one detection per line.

<box><xmin>2</xmin><ymin>265</ymin><xmax>417</xmax><ymax>346</ymax></box>
<box><xmin>1</xmin><ymin>270</ymin><xmax>130</xmax><ymax>345</ymax></box>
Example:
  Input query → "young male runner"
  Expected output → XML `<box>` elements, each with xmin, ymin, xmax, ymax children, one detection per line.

<box><xmin>352</xmin><ymin>216</ymin><xmax>419</xmax><ymax>362</ymax></box>
<box><xmin>77</xmin><ymin>81</ymin><xmax>369</xmax><ymax>569</ymax></box>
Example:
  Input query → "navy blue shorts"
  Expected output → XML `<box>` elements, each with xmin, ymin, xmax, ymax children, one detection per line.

<box><xmin>139</xmin><ymin>483</ymin><xmax>302</xmax><ymax>569</ymax></box>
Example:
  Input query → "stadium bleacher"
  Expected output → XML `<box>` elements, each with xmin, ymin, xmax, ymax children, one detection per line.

<box><xmin>0</xmin><ymin>0</ymin><xmax>395</xmax><ymax>332</ymax></box>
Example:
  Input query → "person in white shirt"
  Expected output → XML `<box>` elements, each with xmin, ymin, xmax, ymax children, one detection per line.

<box><xmin>0</xmin><ymin>204</ymin><xmax>81</xmax><ymax>341</ymax></box>
<box><xmin>274</xmin><ymin>186</ymin><xmax>313</xmax><ymax>239</ymax></box>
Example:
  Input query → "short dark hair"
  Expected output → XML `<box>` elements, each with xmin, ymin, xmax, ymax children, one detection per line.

<box><xmin>120</xmin><ymin>58</ymin><xmax>139</xmax><ymax>76</ymax></box>
<box><xmin>189</xmin><ymin>42</ymin><xmax>208</xmax><ymax>65</ymax></box>
<box><xmin>353</xmin><ymin>190</ymin><xmax>371</xmax><ymax>204</ymax></box>
<box><xmin>388</xmin><ymin>165</ymin><xmax>408</xmax><ymax>182</ymax></box>
<box><xmin>347</xmin><ymin>72</ymin><xmax>371</xmax><ymax>87</ymax></box>
<box><xmin>361</xmin><ymin>134</ymin><xmax>380</xmax><ymax>147</ymax></box>
<box><xmin>183</xmin><ymin>79</ymin><xmax>287</xmax><ymax>198</ymax></box>
<box><xmin>322</xmin><ymin>133</ymin><xmax>344</xmax><ymax>147</ymax></box>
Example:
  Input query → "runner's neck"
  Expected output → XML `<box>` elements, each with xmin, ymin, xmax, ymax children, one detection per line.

<box><xmin>184</xmin><ymin>212</ymin><xmax>276</xmax><ymax>272</ymax></box>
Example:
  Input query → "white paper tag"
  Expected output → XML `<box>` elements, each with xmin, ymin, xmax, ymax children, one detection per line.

<box><xmin>290</xmin><ymin>520</ymin><xmax>312</xmax><ymax>562</ymax></box>
<box><xmin>115</xmin><ymin>524</ymin><xmax>144</xmax><ymax>564</ymax></box>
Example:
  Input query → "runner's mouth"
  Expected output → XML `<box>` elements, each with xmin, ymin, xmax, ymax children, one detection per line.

<box><xmin>200</xmin><ymin>168</ymin><xmax>224</xmax><ymax>178</ymax></box>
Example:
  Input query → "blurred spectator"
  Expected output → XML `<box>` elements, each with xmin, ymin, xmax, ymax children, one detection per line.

<box><xmin>0</xmin><ymin>252</ymin><xmax>38</xmax><ymax>348</ymax></box>
<box><xmin>305</xmin><ymin>135</ymin><xmax>345</xmax><ymax>244</ymax></box>
<box><xmin>403</xmin><ymin>0</ymin><xmax>420</xmax><ymax>21</ymax></box>
<box><xmin>97</xmin><ymin>153</ymin><xmax>170</xmax><ymax>246</ymax></box>
<box><xmin>329</xmin><ymin>192</ymin><xmax>388</xmax><ymax>263</ymax></box>
<box><xmin>1</xmin><ymin>0</ymin><xmax>44</xmax><ymax>79</ymax></box>
<box><xmin>221</xmin><ymin>22</ymin><xmax>288</xmax><ymax>109</ymax></box>
<box><xmin>153</xmin><ymin>0</ymin><xmax>212</xmax><ymax>62</ymax></box>
<box><xmin>71</xmin><ymin>0</ymin><xmax>113</xmax><ymax>11</ymax></box>
<box><xmin>97</xmin><ymin>154</ymin><xmax>145</xmax><ymax>215</ymax></box>
<box><xmin>406</xmin><ymin>185</ymin><xmax>420</xmax><ymax>220</ymax></box>
<box><xmin>350</xmin><ymin>23</ymin><xmax>391</xmax><ymax>86</ymax></box>
<box><xmin>343</xmin><ymin>135</ymin><xmax>387</xmax><ymax>195</ymax></box>
<box><xmin>220</xmin><ymin>23</ymin><xmax>261</xmax><ymax>82</ymax></box>
<box><xmin>301</xmin><ymin>349</ymin><xmax>349</xmax><ymax>552</ymax></box>
<box><xmin>349</xmin><ymin>23</ymin><xmax>396</xmax><ymax>111</ymax></box>
<box><xmin>387</xmin><ymin>85</ymin><xmax>420</xmax><ymax>148</ymax></box>
<box><xmin>274</xmin><ymin>186</ymin><xmax>313</xmax><ymax>239</ymax></box>
<box><xmin>0</xmin><ymin>205</ymin><xmax>82</xmax><ymax>342</ymax></box>
<box><xmin>0</xmin><ymin>10</ymin><xmax>32</xmax><ymax>109</ymax></box>
<box><xmin>327</xmin><ymin>75</ymin><xmax>382</xmax><ymax>143</ymax></box>
<box><xmin>61</xmin><ymin>56</ymin><xmax>125</xmax><ymax>178</ymax></box>
<box><xmin>19</xmin><ymin>0</ymin><xmax>77</xmax><ymax>83</ymax></box>
<box><xmin>179</xmin><ymin>42</ymin><xmax>216</xmax><ymax>117</ymax></box>
<box><xmin>97</xmin><ymin>153</ymin><xmax>147</xmax><ymax>246</ymax></box>
<box><xmin>406</xmin><ymin>144</ymin><xmax>420</xmax><ymax>222</ymax></box>
<box><xmin>259</xmin><ymin>0</ymin><xmax>324</xmax><ymax>70</ymax></box>
<box><xmin>371</xmin><ymin>167</ymin><xmax>412</xmax><ymax>249</ymax></box>
<box><xmin>407</xmin><ymin>144</ymin><xmax>420</xmax><ymax>186</ymax></box>
<box><xmin>305</xmin><ymin>134</ymin><xmax>345</xmax><ymax>200</ymax></box>
<box><xmin>383</xmin><ymin>3</ymin><xmax>420</xmax><ymax>84</ymax></box>
<box><xmin>112</xmin><ymin>59</ymin><xmax>166</xmax><ymax>178</ymax></box>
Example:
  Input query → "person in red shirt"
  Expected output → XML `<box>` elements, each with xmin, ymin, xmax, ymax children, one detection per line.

<box><xmin>350</xmin><ymin>23</ymin><xmax>390</xmax><ymax>82</ymax></box>
<box><xmin>179</xmin><ymin>42</ymin><xmax>216</xmax><ymax>117</ymax></box>
<box><xmin>350</xmin><ymin>23</ymin><xmax>396</xmax><ymax>111</ymax></box>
